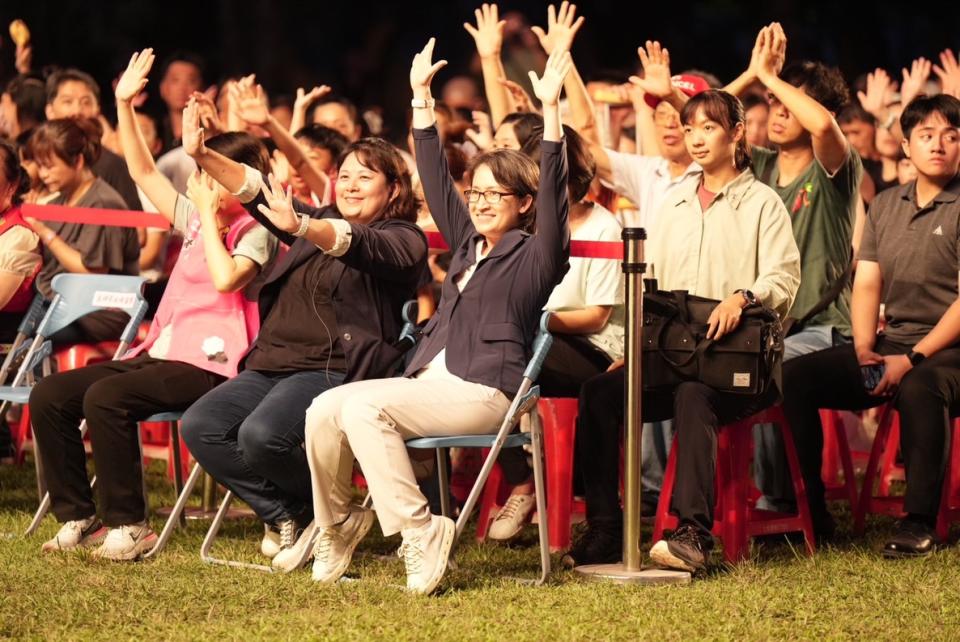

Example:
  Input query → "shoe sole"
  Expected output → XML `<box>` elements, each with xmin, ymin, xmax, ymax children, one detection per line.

<box><xmin>412</xmin><ymin>517</ymin><xmax>455</xmax><ymax>595</ymax></box>
<box><xmin>41</xmin><ymin>525</ymin><xmax>109</xmax><ymax>553</ymax></box>
<box><xmin>94</xmin><ymin>531</ymin><xmax>158</xmax><ymax>561</ymax></box>
<box><xmin>649</xmin><ymin>540</ymin><xmax>701</xmax><ymax>573</ymax></box>
<box><xmin>313</xmin><ymin>510</ymin><xmax>375</xmax><ymax>584</ymax></box>
<box><xmin>882</xmin><ymin>546</ymin><xmax>936</xmax><ymax>559</ymax></box>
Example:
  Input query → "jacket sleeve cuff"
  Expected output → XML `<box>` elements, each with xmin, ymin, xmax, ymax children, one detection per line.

<box><xmin>232</xmin><ymin>164</ymin><xmax>264</xmax><ymax>203</ymax></box>
<box><xmin>321</xmin><ymin>218</ymin><xmax>353</xmax><ymax>257</ymax></box>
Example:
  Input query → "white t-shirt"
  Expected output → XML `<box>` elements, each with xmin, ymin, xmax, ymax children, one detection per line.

<box><xmin>545</xmin><ymin>204</ymin><xmax>625</xmax><ymax>359</ymax></box>
<box><xmin>603</xmin><ymin>150</ymin><xmax>701</xmax><ymax>230</ymax></box>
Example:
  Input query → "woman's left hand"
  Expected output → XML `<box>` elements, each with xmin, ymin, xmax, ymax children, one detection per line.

<box><xmin>528</xmin><ymin>48</ymin><xmax>572</xmax><ymax>107</ymax></box>
<box><xmin>256</xmin><ymin>173</ymin><xmax>300</xmax><ymax>234</ymax></box>
<box><xmin>186</xmin><ymin>171</ymin><xmax>221</xmax><ymax>216</ymax></box>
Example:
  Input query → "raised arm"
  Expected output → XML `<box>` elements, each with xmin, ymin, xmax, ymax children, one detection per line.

<box><xmin>115</xmin><ymin>49</ymin><xmax>178</xmax><ymax>222</ymax></box>
<box><xmin>290</xmin><ymin>85</ymin><xmax>331</xmax><ymax>134</ymax></box>
<box><xmin>464</xmin><ymin>4</ymin><xmax>516</xmax><ymax>128</ymax></box>
<box><xmin>231</xmin><ymin>78</ymin><xmax>331</xmax><ymax>199</ymax></box>
<box><xmin>630</xmin><ymin>40</ymin><xmax>688</xmax><ymax>113</ymax></box>
<box><xmin>183</xmin><ymin>97</ymin><xmax>247</xmax><ymax>193</ymax></box>
<box><xmin>756</xmin><ymin>24</ymin><xmax>849</xmax><ymax>174</ymax></box>
<box><xmin>186</xmin><ymin>172</ymin><xmax>260</xmax><ymax>292</ymax></box>
<box><xmin>411</xmin><ymin>38</ymin><xmax>475</xmax><ymax>250</ymax></box>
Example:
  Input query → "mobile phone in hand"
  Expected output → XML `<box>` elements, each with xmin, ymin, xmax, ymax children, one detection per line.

<box><xmin>861</xmin><ymin>363</ymin><xmax>885</xmax><ymax>391</ymax></box>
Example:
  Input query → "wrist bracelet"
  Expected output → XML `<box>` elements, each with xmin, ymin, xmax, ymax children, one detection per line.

<box><xmin>411</xmin><ymin>98</ymin><xmax>436</xmax><ymax>109</ymax></box>
<box><xmin>292</xmin><ymin>213</ymin><xmax>310</xmax><ymax>237</ymax></box>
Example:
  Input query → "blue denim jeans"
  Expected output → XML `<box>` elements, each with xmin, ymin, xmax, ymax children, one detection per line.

<box><xmin>181</xmin><ymin>368</ymin><xmax>346</xmax><ymax>524</ymax></box>
<box><xmin>753</xmin><ymin>325</ymin><xmax>848</xmax><ymax>510</ymax></box>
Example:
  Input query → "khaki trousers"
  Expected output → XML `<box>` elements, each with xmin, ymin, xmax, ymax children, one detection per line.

<box><xmin>304</xmin><ymin>376</ymin><xmax>510</xmax><ymax>536</ymax></box>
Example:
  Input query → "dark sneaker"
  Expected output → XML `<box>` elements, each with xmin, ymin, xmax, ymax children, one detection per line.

<box><xmin>560</xmin><ymin>524</ymin><xmax>621</xmax><ymax>568</ymax></box>
<box><xmin>649</xmin><ymin>524</ymin><xmax>712</xmax><ymax>573</ymax></box>
<box><xmin>883</xmin><ymin>518</ymin><xmax>939</xmax><ymax>558</ymax></box>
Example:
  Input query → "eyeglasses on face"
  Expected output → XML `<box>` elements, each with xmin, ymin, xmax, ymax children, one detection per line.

<box><xmin>464</xmin><ymin>189</ymin><xmax>515</xmax><ymax>204</ymax></box>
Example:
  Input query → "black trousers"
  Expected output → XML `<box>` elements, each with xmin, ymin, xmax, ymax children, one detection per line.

<box><xmin>29</xmin><ymin>355</ymin><xmax>224</xmax><ymax>526</ymax></box>
<box><xmin>782</xmin><ymin>337</ymin><xmax>960</xmax><ymax>520</ymax></box>
<box><xmin>577</xmin><ymin>368</ymin><xmax>775</xmax><ymax>536</ymax></box>
<box><xmin>499</xmin><ymin>334</ymin><xmax>613</xmax><ymax>485</ymax></box>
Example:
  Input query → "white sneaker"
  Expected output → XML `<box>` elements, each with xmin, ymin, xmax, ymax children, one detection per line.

<box><xmin>93</xmin><ymin>522</ymin><xmax>157</xmax><ymax>561</ymax></box>
<box><xmin>487</xmin><ymin>493</ymin><xmax>536</xmax><ymax>541</ymax></box>
<box><xmin>41</xmin><ymin>516</ymin><xmax>107</xmax><ymax>553</ymax></box>
<box><xmin>311</xmin><ymin>507</ymin><xmax>375</xmax><ymax>584</ymax></box>
<box><xmin>272</xmin><ymin>520</ymin><xmax>317</xmax><ymax>573</ymax></box>
<box><xmin>398</xmin><ymin>514</ymin><xmax>455</xmax><ymax>595</ymax></box>
<box><xmin>261</xmin><ymin>523</ymin><xmax>282</xmax><ymax>559</ymax></box>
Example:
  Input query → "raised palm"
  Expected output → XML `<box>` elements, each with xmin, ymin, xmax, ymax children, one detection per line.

<box><xmin>632</xmin><ymin>41</ymin><xmax>673</xmax><ymax>99</ymax></box>
<box><xmin>181</xmin><ymin>98</ymin><xmax>205</xmax><ymax>157</ymax></box>
<box><xmin>463</xmin><ymin>3</ymin><xmax>505</xmax><ymax>59</ymax></box>
<box><xmin>256</xmin><ymin>173</ymin><xmax>299</xmax><ymax>233</ymax></box>
<box><xmin>531</xmin><ymin>2</ymin><xmax>585</xmax><ymax>55</ymax></box>
<box><xmin>528</xmin><ymin>49</ymin><xmax>572</xmax><ymax>106</ymax></box>
<box><xmin>901</xmin><ymin>57</ymin><xmax>932</xmax><ymax>107</ymax></box>
<box><xmin>410</xmin><ymin>38</ymin><xmax>448</xmax><ymax>92</ymax></box>
<box><xmin>115</xmin><ymin>48</ymin><xmax>155</xmax><ymax>102</ymax></box>
<box><xmin>230</xmin><ymin>80</ymin><xmax>269</xmax><ymax>126</ymax></box>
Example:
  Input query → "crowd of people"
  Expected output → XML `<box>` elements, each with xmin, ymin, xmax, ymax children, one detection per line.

<box><xmin>2</xmin><ymin>3</ymin><xmax>960</xmax><ymax>592</ymax></box>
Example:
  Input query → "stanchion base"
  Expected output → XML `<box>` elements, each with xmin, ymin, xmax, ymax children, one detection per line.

<box><xmin>573</xmin><ymin>563</ymin><xmax>691</xmax><ymax>585</ymax></box>
<box><xmin>154</xmin><ymin>506</ymin><xmax>255</xmax><ymax>521</ymax></box>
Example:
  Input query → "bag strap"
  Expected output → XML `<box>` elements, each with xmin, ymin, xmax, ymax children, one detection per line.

<box><xmin>793</xmin><ymin>250</ymin><xmax>854</xmax><ymax>328</ymax></box>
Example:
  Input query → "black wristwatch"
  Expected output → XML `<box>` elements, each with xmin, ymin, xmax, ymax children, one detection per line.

<box><xmin>735</xmin><ymin>289</ymin><xmax>759</xmax><ymax>307</ymax></box>
<box><xmin>907</xmin><ymin>350</ymin><xmax>926</xmax><ymax>366</ymax></box>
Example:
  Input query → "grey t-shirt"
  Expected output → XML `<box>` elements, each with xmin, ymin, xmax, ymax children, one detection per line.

<box><xmin>37</xmin><ymin>178</ymin><xmax>140</xmax><ymax>298</ymax></box>
<box><xmin>171</xmin><ymin>194</ymin><xmax>277</xmax><ymax>267</ymax></box>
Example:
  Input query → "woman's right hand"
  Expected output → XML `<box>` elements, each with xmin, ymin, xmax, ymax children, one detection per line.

<box><xmin>115</xmin><ymin>48</ymin><xmax>155</xmax><ymax>104</ymax></box>
<box><xmin>186</xmin><ymin>171</ymin><xmax>221</xmax><ymax>217</ymax></box>
<box><xmin>410</xmin><ymin>38</ymin><xmax>448</xmax><ymax>98</ymax></box>
<box><xmin>463</xmin><ymin>4</ymin><xmax>505</xmax><ymax>59</ymax></box>
<box><xmin>528</xmin><ymin>48</ymin><xmax>572</xmax><ymax>107</ymax></box>
<box><xmin>256</xmin><ymin>173</ymin><xmax>301</xmax><ymax>234</ymax></box>
<box><xmin>182</xmin><ymin>97</ymin><xmax>206</xmax><ymax>157</ymax></box>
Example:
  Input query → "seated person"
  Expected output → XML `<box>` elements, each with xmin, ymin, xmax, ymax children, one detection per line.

<box><xmin>28</xmin><ymin>49</ymin><xmax>277</xmax><ymax>561</ymax></box>
<box><xmin>566</xmin><ymin>90</ymin><xmax>801</xmax><ymax>573</ymax></box>
<box><xmin>783</xmin><ymin>94</ymin><xmax>960</xmax><ymax>558</ymax></box>
<box><xmin>0</xmin><ymin>140</ymin><xmax>41</xmax><ymax>343</ymax></box>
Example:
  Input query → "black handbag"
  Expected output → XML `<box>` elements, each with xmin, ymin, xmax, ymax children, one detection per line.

<box><xmin>641</xmin><ymin>289</ymin><xmax>785</xmax><ymax>395</ymax></box>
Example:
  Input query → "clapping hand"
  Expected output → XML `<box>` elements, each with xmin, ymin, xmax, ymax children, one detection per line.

<box><xmin>528</xmin><ymin>48</ymin><xmax>573</xmax><ymax>107</ymax></box>
<box><xmin>752</xmin><ymin>23</ymin><xmax>787</xmax><ymax>84</ymax></box>
<box><xmin>256</xmin><ymin>173</ymin><xmax>300</xmax><ymax>234</ymax></box>
<box><xmin>115</xmin><ymin>48</ymin><xmax>155</xmax><ymax>104</ymax></box>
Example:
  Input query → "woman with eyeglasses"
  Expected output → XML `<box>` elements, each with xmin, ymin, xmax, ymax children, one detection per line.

<box><xmin>300</xmin><ymin>39</ymin><xmax>571</xmax><ymax>595</ymax></box>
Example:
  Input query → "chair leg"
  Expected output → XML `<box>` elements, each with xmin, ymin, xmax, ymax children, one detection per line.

<box><xmin>855</xmin><ymin>406</ymin><xmax>895</xmax><ymax>535</ymax></box>
<box><xmin>144</xmin><ymin>463</ymin><xmax>203</xmax><ymax>559</ymax></box>
<box><xmin>200</xmin><ymin>490</ymin><xmax>274</xmax><ymax>572</ymax></box>
<box><xmin>779</xmin><ymin>421</ymin><xmax>816</xmax><ymax>555</ymax></box>
<box><xmin>652</xmin><ymin>432</ymin><xmax>679</xmax><ymax>543</ymax></box>
<box><xmin>436</xmin><ymin>447</ymin><xmax>451</xmax><ymax>519</ymax></box>
<box><xmin>170</xmin><ymin>422</ymin><xmax>186</xmax><ymax>527</ymax></box>
<box><xmin>529</xmin><ymin>408</ymin><xmax>551</xmax><ymax>585</ymax></box>
<box><xmin>542</xmin><ymin>398</ymin><xmax>577</xmax><ymax>553</ymax></box>
<box><xmin>832</xmin><ymin>412</ymin><xmax>860</xmax><ymax>511</ymax></box>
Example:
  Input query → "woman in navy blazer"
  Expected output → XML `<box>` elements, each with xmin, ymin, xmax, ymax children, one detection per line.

<box><xmin>300</xmin><ymin>40</ymin><xmax>572</xmax><ymax>595</ymax></box>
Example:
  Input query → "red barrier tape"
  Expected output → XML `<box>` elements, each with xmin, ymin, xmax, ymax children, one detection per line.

<box><xmin>424</xmin><ymin>230</ymin><xmax>622</xmax><ymax>260</ymax></box>
<box><xmin>23</xmin><ymin>203</ymin><xmax>171</xmax><ymax>230</ymax></box>
<box><xmin>24</xmin><ymin>204</ymin><xmax>625</xmax><ymax>260</ymax></box>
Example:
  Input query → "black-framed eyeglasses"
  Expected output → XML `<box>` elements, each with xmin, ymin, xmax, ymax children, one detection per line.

<box><xmin>464</xmin><ymin>189</ymin><xmax>515</xmax><ymax>204</ymax></box>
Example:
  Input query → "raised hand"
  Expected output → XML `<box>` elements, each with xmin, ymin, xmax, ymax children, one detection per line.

<box><xmin>629</xmin><ymin>41</ymin><xmax>674</xmax><ymax>99</ymax></box>
<box><xmin>463</xmin><ymin>3</ymin><xmax>506</xmax><ymax>59</ymax></box>
<box><xmin>465</xmin><ymin>110</ymin><xmax>494</xmax><ymax>151</ymax></box>
<box><xmin>901</xmin><ymin>57</ymin><xmax>932</xmax><ymax>107</ymax></box>
<box><xmin>528</xmin><ymin>48</ymin><xmax>573</xmax><ymax>107</ymax></box>
<box><xmin>189</xmin><ymin>90</ymin><xmax>224</xmax><ymax>136</ymax></box>
<box><xmin>934</xmin><ymin>49</ymin><xmax>960</xmax><ymax>99</ymax></box>
<box><xmin>116</xmin><ymin>48</ymin><xmax>156</xmax><ymax>103</ymax></box>
<box><xmin>531</xmin><ymin>2</ymin><xmax>585</xmax><ymax>55</ymax></box>
<box><xmin>270</xmin><ymin>149</ymin><xmax>291</xmax><ymax>185</ymax></box>
<box><xmin>230</xmin><ymin>77</ymin><xmax>270</xmax><ymax>126</ymax></box>
<box><xmin>498</xmin><ymin>78</ymin><xmax>539</xmax><ymax>113</ymax></box>
<box><xmin>186</xmin><ymin>171</ymin><xmax>221</xmax><ymax>216</ymax></box>
<box><xmin>256</xmin><ymin>173</ymin><xmax>300</xmax><ymax>233</ymax></box>
<box><xmin>182</xmin><ymin>97</ymin><xmax>206</xmax><ymax>157</ymax></box>
<box><xmin>410</xmin><ymin>38</ymin><xmax>448</xmax><ymax>94</ymax></box>
<box><xmin>856</xmin><ymin>68</ymin><xmax>894</xmax><ymax>119</ymax></box>
<box><xmin>753</xmin><ymin>22</ymin><xmax>787</xmax><ymax>84</ymax></box>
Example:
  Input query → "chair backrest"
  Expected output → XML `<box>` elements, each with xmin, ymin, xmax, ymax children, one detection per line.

<box><xmin>16</xmin><ymin>294</ymin><xmax>48</xmax><ymax>337</ymax></box>
<box><xmin>523</xmin><ymin>312</ymin><xmax>554</xmax><ymax>383</ymax></box>
<box><xmin>36</xmin><ymin>274</ymin><xmax>148</xmax><ymax>345</ymax></box>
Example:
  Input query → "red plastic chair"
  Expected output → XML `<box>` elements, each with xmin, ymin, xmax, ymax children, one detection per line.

<box><xmin>653</xmin><ymin>406</ymin><xmax>816</xmax><ymax>563</ymax></box>
<box><xmin>819</xmin><ymin>409</ymin><xmax>859</xmax><ymax>509</ymax></box>
<box><xmin>475</xmin><ymin>397</ymin><xmax>585</xmax><ymax>552</ymax></box>
<box><xmin>854</xmin><ymin>407</ymin><xmax>960</xmax><ymax>540</ymax></box>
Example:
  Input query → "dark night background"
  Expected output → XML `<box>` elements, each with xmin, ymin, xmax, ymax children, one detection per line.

<box><xmin>2</xmin><ymin>0</ymin><xmax>959</xmax><ymax>140</ymax></box>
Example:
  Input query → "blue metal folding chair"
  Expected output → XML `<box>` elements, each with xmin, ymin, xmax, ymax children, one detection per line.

<box><xmin>405</xmin><ymin>311</ymin><xmax>554</xmax><ymax>584</ymax></box>
<box><xmin>5</xmin><ymin>274</ymin><xmax>149</xmax><ymax>536</ymax></box>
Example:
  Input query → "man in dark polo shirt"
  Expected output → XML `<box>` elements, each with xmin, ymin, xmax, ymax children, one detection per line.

<box><xmin>782</xmin><ymin>93</ymin><xmax>960</xmax><ymax>557</ymax></box>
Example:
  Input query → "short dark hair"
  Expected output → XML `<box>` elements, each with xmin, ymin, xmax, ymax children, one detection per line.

<box><xmin>28</xmin><ymin>117</ymin><xmax>103</xmax><ymax>167</ymax></box>
<box><xmin>159</xmin><ymin>50</ymin><xmax>206</xmax><ymax>83</ymax></box>
<box><xmin>312</xmin><ymin>95</ymin><xmax>360</xmax><ymax>126</ymax></box>
<box><xmin>3</xmin><ymin>76</ymin><xmax>45</xmax><ymax>131</ymax></box>
<box><xmin>900</xmin><ymin>94</ymin><xmax>960</xmax><ymax>140</ymax></box>
<box><xmin>520</xmin><ymin>124</ymin><xmax>596</xmax><ymax>203</ymax></box>
<box><xmin>499</xmin><ymin>112</ymin><xmax>544</xmax><ymax>149</ymax></box>
<box><xmin>0</xmin><ymin>140</ymin><xmax>30</xmax><ymax>205</ymax></box>
<box><xmin>205</xmin><ymin>132</ymin><xmax>270</xmax><ymax>174</ymax></box>
<box><xmin>294</xmin><ymin>124</ymin><xmax>349</xmax><ymax>160</ymax></box>
<box><xmin>838</xmin><ymin>104</ymin><xmax>877</xmax><ymax>127</ymax></box>
<box><xmin>468</xmin><ymin>148</ymin><xmax>540</xmax><ymax>232</ymax></box>
<box><xmin>680</xmin><ymin>89</ymin><xmax>751</xmax><ymax>171</ymax></box>
<box><xmin>337</xmin><ymin>137</ymin><xmax>418</xmax><ymax>223</ymax></box>
<box><xmin>780</xmin><ymin>61</ymin><xmax>850</xmax><ymax>114</ymax></box>
<box><xmin>741</xmin><ymin>93</ymin><xmax>769</xmax><ymax>113</ymax></box>
<box><xmin>45</xmin><ymin>68</ymin><xmax>100</xmax><ymax>106</ymax></box>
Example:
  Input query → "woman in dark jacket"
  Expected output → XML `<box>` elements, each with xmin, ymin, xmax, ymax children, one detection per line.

<box><xmin>177</xmin><ymin>93</ymin><xmax>428</xmax><ymax>572</ymax></box>
<box><xmin>301</xmin><ymin>40</ymin><xmax>572</xmax><ymax>595</ymax></box>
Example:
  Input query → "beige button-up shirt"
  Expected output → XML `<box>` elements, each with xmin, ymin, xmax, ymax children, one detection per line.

<box><xmin>648</xmin><ymin>169</ymin><xmax>801</xmax><ymax>316</ymax></box>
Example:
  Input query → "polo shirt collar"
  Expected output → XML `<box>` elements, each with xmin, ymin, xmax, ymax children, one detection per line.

<box><xmin>655</xmin><ymin>159</ymin><xmax>701</xmax><ymax>183</ymax></box>
<box><xmin>902</xmin><ymin>174</ymin><xmax>960</xmax><ymax>208</ymax></box>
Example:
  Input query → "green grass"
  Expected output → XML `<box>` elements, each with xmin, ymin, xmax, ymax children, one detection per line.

<box><xmin>3</xmin><ymin>461</ymin><xmax>960</xmax><ymax>641</ymax></box>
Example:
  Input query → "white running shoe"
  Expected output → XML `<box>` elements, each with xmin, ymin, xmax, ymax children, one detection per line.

<box><xmin>41</xmin><ymin>516</ymin><xmax>107</xmax><ymax>553</ymax></box>
<box><xmin>272</xmin><ymin>520</ymin><xmax>317</xmax><ymax>573</ymax></box>
<box><xmin>93</xmin><ymin>522</ymin><xmax>157</xmax><ymax>561</ymax></box>
<box><xmin>399</xmin><ymin>514</ymin><xmax>455</xmax><ymax>595</ymax></box>
<box><xmin>311</xmin><ymin>507</ymin><xmax>375</xmax><ymax>584</ymax></box>
<box><xmin>487</xmin><ymin>493</ymin><xmax>536</xmax><ymax>541</ymax></box>
<box><xmin>261</xmin><ymin>523</ymin><xmax>282</xmax><ymax>559</ymax></box>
